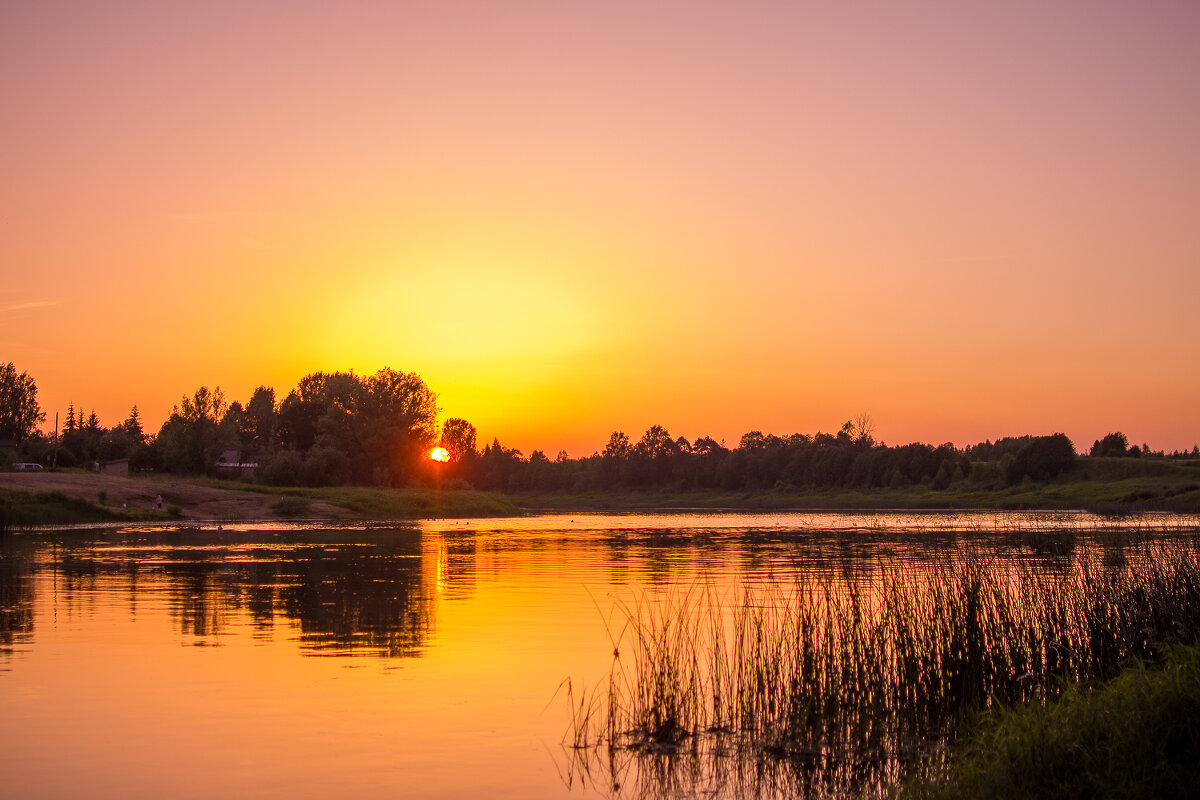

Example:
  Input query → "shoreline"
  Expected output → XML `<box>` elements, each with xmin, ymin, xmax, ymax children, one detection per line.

<box><xmin>3</xmin><ymin>468</ymin><xmax>1199</xmax><ymax>528</ymax></box>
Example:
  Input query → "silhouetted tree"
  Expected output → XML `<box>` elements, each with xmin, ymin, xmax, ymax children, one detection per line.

<box><xmin>277</xmin><ymin>371</ymin><xmax>361</xmax><ymax>452</ymax></box>
<box><xmin>439</xmin><ymin>418</ymin><xmax>478</xmax><ymax>464</ymax></box>
<box><xmin>121</xmin><ymin>406</ymin><xmax>145</xmax><ymax>442</ymax></box>
<box><xmin>242</xmin><ymin>386</ymin><xmax>277</xmax><ymax>457</ymax></box>
<box><xmin>1009</xmin><ymin>433</ymin><xmax>1077</xmax><ymax>484</ymax></box>
<box><xmin>361</xmin><ymin>367</ymin><xmax>439</xmax><ymax>485</ymax></box>
<box><xmin>0</xmin><ymin>362</ymin><xmax>44</xmax><ymax>442</ymax></box>
<box><xmin>599</xmin><ymin>431</ymin><xmax>632</xmax><ymax>486</ymax></box>
<box><xmin>477</xmin><ymin>438</ymin><xmax>523</xmax><ymax>491</ymax></box>
<box><xmin>1090</xmin><ymin>432</ymin><xmax>1129</xmax><ymax>458</ymax></box>
<box><xmin>603</xmin><ymin>431</ymin><xmax>631</xmax><ymax>460</ymax></box>
<box><xmin>155</xmin><ymin>386</ymin><xmax>235</xmax><ymax>474</ymax></box>
<box><xmin>270</xmin><ymin>368</ymin><xmax>437</xmax><ymax>486</ymax></box>
<box><xmin>631</xmin><ymin>425</ymin><xmax>679</xmax><ymax>485</ymax></box>
<box><xmin>850</xmin><ymin>413</ymin><xmax>875</xmax><ymax>447</ymax></box>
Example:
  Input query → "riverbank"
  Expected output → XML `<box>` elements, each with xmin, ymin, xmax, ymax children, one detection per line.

<box><xmin>3</xmin><ymin>458</ymin><xmax>1198</xmax><ymax>527</ymax></box>
<box><xmin>0</xmin><ymin>471</ymin><xmax>519</xmax><ymax>528</ymax></box>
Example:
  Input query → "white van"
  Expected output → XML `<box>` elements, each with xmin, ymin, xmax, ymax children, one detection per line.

<box><xmin>13</xmin><ymin>463</ymin><xmax>43</xmax><ymax>471</ymax></box>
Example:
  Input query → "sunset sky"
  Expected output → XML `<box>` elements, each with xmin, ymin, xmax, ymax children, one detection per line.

<box><xmin>3</xmin><ymin>1</ymin><xmax>1198</xmax><ymax>455</ymax></box>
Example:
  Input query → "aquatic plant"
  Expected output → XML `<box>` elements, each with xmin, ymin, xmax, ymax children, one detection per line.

<box><xmin>567</xmin><ymin>533</ymin><xmax>1200</xmax><ymax>796</ymax></box>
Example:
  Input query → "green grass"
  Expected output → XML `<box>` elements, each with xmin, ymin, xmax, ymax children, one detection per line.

<box><xmin>0</xmin><ymin>487</ymin><xmax>155</xmax><ymax>529</ymax></box>
<box><xmin>907</xmin><ymin>644</ymin><xmax>1200</xmax><ymax>800</ymax></box>
<box><xmin>202</xmin><ymin>478</ymin><xmax>522</xmax><ymax>518</ymax></box>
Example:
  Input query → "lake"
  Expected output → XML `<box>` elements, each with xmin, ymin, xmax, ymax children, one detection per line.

<box><xmin>3</xmin><ymin>511</ymin><xmax>1198</xmax><ymax>799</ymax></box>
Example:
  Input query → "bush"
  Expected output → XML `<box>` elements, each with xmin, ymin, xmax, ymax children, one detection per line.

<box><xmin>910</xmin><ymin>645</ymin><xmax>1200</xmax><ymax>800</ymax></box>
<box><xmin>299</xmin><ymin>446</ymin><xmax>347</xmax><ymax>487</ymax></box>
<box><xmin>260</xmin><ymin>451</ymin><xmax>303</xmax><ymax>486</ymax></box>
<box><xmin>270</xmin><ymin>496</ymin><xmax>311</xmax><ymax>517</ymax></box>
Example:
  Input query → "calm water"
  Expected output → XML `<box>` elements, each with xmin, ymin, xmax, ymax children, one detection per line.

<box><xmin>2</xmin><ymin>511</ymin><xmax>1197</xmax><ymax>799</ymax></box>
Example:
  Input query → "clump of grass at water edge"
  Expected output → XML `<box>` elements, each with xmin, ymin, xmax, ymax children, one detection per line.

<box><xmin>906</xmin><ymin>643</ymin><xmax>1200</xmax><ymax>800</ymax></box>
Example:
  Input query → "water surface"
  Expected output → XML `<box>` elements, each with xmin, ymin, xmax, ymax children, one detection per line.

<box><xmin>2</xmin><ymin>511</ymin><xmax>1197</xmax><ymax>798</ymax></box>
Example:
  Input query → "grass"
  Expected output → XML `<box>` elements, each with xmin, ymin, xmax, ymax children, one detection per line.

<box><xmin>567</xmin><ymin>534</ymin><xmax>1200</xmax><ymax>796</ymax></box>
<box><xmin>907</xmin><ymin>644</ymin><xmax>1200</xmax><ymax>800</ymax></box>
<box><xmin>269</xmin><ymin>495</ymin><xmax>312</xmax><ymax>517</ymax></box>
<box><xmin>0</xmin><ymin>487</ymin><xmax>155</xmax><ymax>530</ymax></box>
<box><xmin>203</xmin><ymin>478</ymin><xmax>522</xmax><ymax>518</ymax></box>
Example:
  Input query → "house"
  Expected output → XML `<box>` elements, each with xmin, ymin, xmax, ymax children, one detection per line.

<box><xmin>100</xmin><ymin>459</ymin><xmax>130</xmax><ymax>476</ymax></box>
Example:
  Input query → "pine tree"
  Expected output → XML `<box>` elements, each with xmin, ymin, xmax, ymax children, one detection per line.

<box><xmin>123</xmin><ymin>405</ymin><xmax>144</xmax><ymax>440</ymax></box>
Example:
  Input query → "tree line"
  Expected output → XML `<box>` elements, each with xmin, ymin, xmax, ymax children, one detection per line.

<box><xmin>2</xmin><ymin>360</ymin><xmax>1197</xmax><ymax>492</ymax></box>
<box><xmin>461</xmin><ymin>424</ymin><xmax>1086</xmax><ymax>493</ymax></box>
<box><xmin>2</xmin><ymin>362</ymin><xmax>451</xmax><ymax>488</ymax></box>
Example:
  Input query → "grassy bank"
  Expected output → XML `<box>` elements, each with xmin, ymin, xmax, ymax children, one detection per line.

<box><xmin>514</xmin><ymin>458</ymin><xmax>1200</xmax><ymax>513</ymax></box>
<box><xmin>202</xmin><ymin>478</ymin><xmax>522</xmax><ymax>518</ymax></box>
<box><xmin>0</xmin><ymin>487</ymin><xmax>155</xmax><ymax>530</ymax></box>
<box><xmin>907</xmin><ymin>644</ymin><xmax>1200</xmax><ymax>799</ymax></box>
<box><xmin>0</xmin><ymin>471</ymin><xmax>521</xmax><ymax>525</ymax></box>
<box><xmin>6</xmin><ymin>456</ymin><xmax>1196</xmax><ymax>525</ymax></box>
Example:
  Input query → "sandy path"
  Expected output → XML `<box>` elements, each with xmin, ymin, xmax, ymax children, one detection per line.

<box><xmin>0</xmin><ymin>471</ymin><xmax>348</xmax><ymax>521</ymax></box>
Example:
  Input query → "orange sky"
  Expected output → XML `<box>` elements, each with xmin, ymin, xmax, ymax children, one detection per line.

<box><xmin>3</xmin><ymin>1</ymin><xmax>1198</xmax><ymax>455</ymax></box>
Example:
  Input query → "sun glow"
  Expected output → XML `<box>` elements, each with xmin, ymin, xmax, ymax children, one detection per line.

<box><xmin>429</xmin><ymin>447</ymin><xmax>450</xmax><ymax>462</ymax></box>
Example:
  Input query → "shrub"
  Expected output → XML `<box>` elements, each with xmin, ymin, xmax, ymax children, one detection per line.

<box><xmin>910</xmin><ymin>645</ymin><xmax>1200</xmax><ymax>799</ymax></box>
<box><xmin>270</xmin><ymin>496</ymin><xmax>311</xmax><ymax>517</ymax></box>
<box><xmin>260</xmin><ymin>451</ymin><xmax>303</xmax><ymax>486</ymax></box>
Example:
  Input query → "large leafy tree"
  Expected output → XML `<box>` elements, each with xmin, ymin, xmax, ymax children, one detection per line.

<box><xmin>439</xmin><ymin>417</ymin><xmax>478</xmax><ymax>465</ymax></box>
<box><xmin>1090</xmin><ymin>432</ymin><xmax>1130</xmax><ymax>458</ymax></box>
<box><xmin>0</xmin><ymin>362</ymin><xmax>45</xmax><ymax>442</ymax></box>
<box><xmin>272</xmin><ymin>368</ymin><xmax>438</xmax><ymax>485</ymax></box>
<box><xmin>362</xmin><ymin>367</ymin><xmax>439</xmax><ymax>484</ymax></box>
<box><xmin>277</xmin><ymin>371</ymin><xmax>363</xmax><ymax>452</ymax></box>
<box><xmin>242</xmin><ymin>386</ymin><xmax>277</xmax><ymax>456</ymax></box>
<box><xmin>155</xmin><ymin>386</ymin><xmax>235</xmax><ymax>474</ymax></box>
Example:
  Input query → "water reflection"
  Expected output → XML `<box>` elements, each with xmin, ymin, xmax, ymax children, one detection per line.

<box><xmin>2</xmin><ymin>512</ymin><xmax>1199</xmax><ymax>800</ymax></box>
<box><xmin>0</xmin><ymin>538</ymin><xmax>35</xmax><ymax>663</ymax></box>
<box><xmin>6</xmin><ymin>528</ymin><xmax>463</xmax><ymax>658</ymax></box>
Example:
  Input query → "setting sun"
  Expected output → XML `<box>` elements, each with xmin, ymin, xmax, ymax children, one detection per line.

<box><xmin>429</xmin><ymin>447</ymin><xmax>450</xmax><ymax>463</ymax></box>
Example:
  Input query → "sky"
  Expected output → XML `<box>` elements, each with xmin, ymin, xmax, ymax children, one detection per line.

<box><xmin>3</xmin><ymin>0</ymin><xmax>1198</xmax><ymax>455</ymax></box>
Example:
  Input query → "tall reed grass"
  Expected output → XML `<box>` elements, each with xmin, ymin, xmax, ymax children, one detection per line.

<box><xmin>566</xmin><ymin>534</ymin><xmax>1200</xmax><ymax>797</ymax></box>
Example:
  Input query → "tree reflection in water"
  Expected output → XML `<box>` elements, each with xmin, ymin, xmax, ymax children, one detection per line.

<box><xmin>0</xmin><ymin>537</ymin><xmax>35</xmax><ymax>661</ymax></box>
<box><xmin>44</xmin><ymin>527</ymin><xmax>458</xmax><ymax>658</ymax></box>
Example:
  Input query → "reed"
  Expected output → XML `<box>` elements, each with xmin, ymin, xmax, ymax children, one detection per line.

<box><xmin>568</xmin><ymin>535</ymin><xmax>1200</xmax><ymax>795</ymax></box>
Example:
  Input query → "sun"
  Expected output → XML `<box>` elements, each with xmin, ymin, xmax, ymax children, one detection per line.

<box><xmin>429</xmin><ymin>447</ymin><xmax>450</xmax><ymax>463</ymax></box>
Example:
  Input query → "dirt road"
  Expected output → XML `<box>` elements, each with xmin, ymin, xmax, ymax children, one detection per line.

<box><xmin>0</xmin><ymin>471</ymin><xmax>347</xmax><ymax>521</ymax></box>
